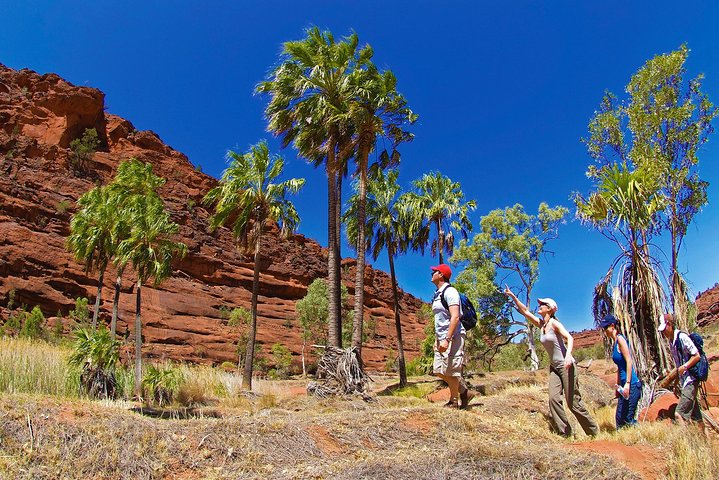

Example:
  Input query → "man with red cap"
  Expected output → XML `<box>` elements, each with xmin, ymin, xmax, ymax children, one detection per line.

<box><xmin>430</xmin><ymin>263</ymin><xmax>470</xmax><ymax>409</ymax></box>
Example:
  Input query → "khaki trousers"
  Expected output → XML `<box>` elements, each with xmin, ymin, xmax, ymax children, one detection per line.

<box><xmin>548</xmin><ymin>364</ymin><xmax>599</xmax><ymax>437</ymax></box>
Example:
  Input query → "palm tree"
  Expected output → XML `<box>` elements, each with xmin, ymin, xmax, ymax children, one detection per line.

<box><xmin>575</xmin><ymin>163</ymin><xmax>672</xmax><ymax>379</ymax></box>
<box><xmin>345</xmin><ymin>169</ymin><xmax>412</xmax><ymax>386</ymax></box>
<box><xmin>403</xmin><ymin>172</ymin><xmax>476</xmax><ymax>263</ymax></box>
<box><xmin>67</xmin><ymin>185</ymin><xmax>119</xmax><ymax>330</ymax></box>
<box><xmin>346</xmin><ymin>64</ymin><xmax>417</xmax><ymax>356</ymax></box>
<box><xmin>112</xmin><ymin>160</ymin><xmax>187</xmax><ymax>398</ymax></box>
<box><xmin>204</xmin><ymin>141</ymin><xmax>304</xmax><ymax>390</ymax></box>
<box><xmin>257</xmin><ymin>27</ymin><xmax>363</xmax><ymax>347</ymax></box>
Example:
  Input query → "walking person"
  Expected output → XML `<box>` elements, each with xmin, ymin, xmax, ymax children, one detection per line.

<box><xmin>599</xmin><ymin>314</ymin><xmax>642</xmax><ymax>429</ymax></box>
<box><xmin>504</xmin><ymin>286</ymin><xmax>599</xmax><ymax>437</ymax></box>
<box><xmin>430</xmin><ymin>264</ymin><xmax>471</xmax><ymax>409</ymax></box>
<box><xmin>658</xmin><ymin>313</ymin><xmax>706</xmax><ymax>433</ymax></box>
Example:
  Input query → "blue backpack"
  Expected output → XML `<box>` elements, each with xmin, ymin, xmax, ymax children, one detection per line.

<box><xmin>675</xmin><ymin>331</ymin><xmax>710</xmax><ymax>382</ymax></box>
<box><xmin>439</xmin><ymin>285</ymin><xmax>478</xmax><ymax>331</ymax></box>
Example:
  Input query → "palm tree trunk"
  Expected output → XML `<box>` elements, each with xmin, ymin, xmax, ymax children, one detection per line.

<box><xmin>242</xmin><ymin>223</ymin><xmax>263</xmax><ymax>390</ymax></box>
<box><xmin>134</xmin><ymin>278</ymin><xmax>143</xmax><ymax>399</ymax></box>
<box><xmin>388</xmin><ymin>248</ymin><xmax>407</xmax><ymax>387</ymax></box>
<box><xmin>352</xmin><ymin>151</ymin><xmax>369</xmax><ymax>356</ymax></box>
<box><xmin>436</xmin><ymin>218</ymin><xmax>444</xmax><ymax>264</ymax></box>
<box><xmin>327</xmin><ymin>165</ymin><xmax>340</xmax><ymax>347</ymax></box>
<box><xmin>92</xmin><ymin>268</ymin><xmax>105</xmax><ymax>330</ymax></box>
<box><xmin>111</xmin><ymin>268</ymin><xmax>123</xmax><ymax>340</ymax></box>
<box><xmin>334</xmin><ymin>167</ymin><xmax>343</xmax><ymax>346</ymax></box>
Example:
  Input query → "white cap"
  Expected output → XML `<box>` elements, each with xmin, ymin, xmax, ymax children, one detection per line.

<box><xmin>657</xmin><ymin>313</ymin><xmax>672</xmax><ymax>332</ymax></box>
<box><xmin>538</xmin><ymin>297</ymin><xmax>558</xmax><ymax>311</ymax></box>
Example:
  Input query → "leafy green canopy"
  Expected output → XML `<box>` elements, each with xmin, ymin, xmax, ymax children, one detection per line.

<box><xmin>452</xmin><ymin>203</ymin><xmax>568</xmax><ymax>369</ymax></box>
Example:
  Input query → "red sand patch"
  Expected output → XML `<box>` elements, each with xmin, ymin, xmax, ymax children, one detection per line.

<box><xmin>567</xmin><ymin>440</ymin><xmax>666</xmax><ymax>480</ymax></box>
<box><xmin>401</xmin><ymin>412</ymin><xmax>437</xmax><ymax>432</ymax></box>
<box><xmin>307</xmin><ymin>425</ymin><xmax>344</xmax><ymax>455</ymax></box>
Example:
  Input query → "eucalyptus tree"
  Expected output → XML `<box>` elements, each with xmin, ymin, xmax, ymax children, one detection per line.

<box><xmin>346</xmin><ymin>63</ymin><xmax>417</xmax><ymax>356</ymax></box>
<box><xmin>204</xmin><ymin>141</ymin><xmax>304</xmax><ymax>390</ymax></box>
<box><xmin>403</xmin><ymin>172</ymin><xmax>476</xmax><ymax>264</ymax></box>
<box><xmin>452</xmin><ymin>203</ymin><xmax>568</xmax><ymax>371</ymax></box>
<box><xmin>345</xmin><ymin>169</ymin><xmax>413</xmax><ymax>385</ymax></box>
<box><xmin>67</xmin><ymin>185</ymin><xmax>119</xmax><ymax>330</ymax></box>
<box><xmin>581</xmin><ymin>45</ymin><xmax>717</xmax><ymax>331</ymax></box>
<box><xmin>257</xmin><ymin>27</ymin><xmax>365</xmax><ymax>347</ymax></box>
<box><xmin>113</xmin><ymin>159</ymin><xmax>187</xmax><ymax>397</ymax></box>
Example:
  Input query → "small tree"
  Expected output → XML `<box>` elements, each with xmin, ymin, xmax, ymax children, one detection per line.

<box><xmin>227</xmin><ymin>307</ymin><xmax>251</xmax><ymax>369</ymax></box>
<box><xmin>20</xmin><ymin>306</ymin><xmax>46</xmax><ymax>339</ymax></box>
<box><xmin>69</xmin><ymin>128</ymin><xmax>99</xmax><ymax>173</ymax></box>
<box><xmin>452</xmin><ymin>203</ymin><xmax>568</xmax><ymax>371</ymax></box>
<box><xmin>269</xmin><ymin>343</ymin><xmax>293</xmax><ymax>379</ymax></box>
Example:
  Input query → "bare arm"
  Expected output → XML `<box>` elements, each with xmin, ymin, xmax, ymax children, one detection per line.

<box><xmin>503</xmin><ymin>285</ymin><xmax>541</xmax><ymax>328</ymax></box>
<box><xmin>552</xmin><ymin>320</ymin><xmax>574</xmax><ymax>368</ymax></box>
<box><xmin>438</xmin><ymin>304</ymin><xmax>461</xmax><ymax>353</ymax></box>
<box><xmin>617</xmin><ymin>335</ymin><xmax>633</xmax><ymax>397</ymax></box>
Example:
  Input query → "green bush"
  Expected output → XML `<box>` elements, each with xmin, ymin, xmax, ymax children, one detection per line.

<box><xmin>142</xmin><ymin>364</ymin><xmax>183</xmax><ymax>406</ymax></box>
<box><xmin>69</xmin><ymin>128</ymin><xmax>99</xmax><ymax>173</ymax></box>
<box><xmin>573</xmin><ymin>342</ymin><xmax>606</xmax><ymax>363</ymax></box>
<box><xmin>20</xmin><ymin>306</ymin><xmax>46</xmax><ymax>339</ymax></box>
<box><xmin>270</xmin><ymin>343</ymin><xmax>293</xmax><ymax>379</ymax></box>
<box><xmin>70</xmin><ymin>297</ymin><xmax>90</xmax><ymax>327</ymax></box>
<box><xmin>68</xmin><ymin>327</ymin><xmax>120</xmax><ymax>399</ymax></box>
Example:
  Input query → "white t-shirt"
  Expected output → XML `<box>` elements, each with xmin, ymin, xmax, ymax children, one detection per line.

<box><xmin>431</xmin><ymin>284</ymin><xmax>465</xmax><ymax>341</ymax></box>
<box><xmin>671</xmin><ymin>330</ymin><xmax>699</xmax><ymax>387</ymax></box>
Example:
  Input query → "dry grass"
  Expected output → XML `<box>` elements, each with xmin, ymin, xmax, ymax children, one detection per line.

<box><xmin>1</xmin><ymin>337</ymin><xmax>716</xmax><ymax>478</ymax></box>
<box><xmin>0</xmin><ymin>337</ymin><xmax>80</xmax><ymax>397</ymax></box>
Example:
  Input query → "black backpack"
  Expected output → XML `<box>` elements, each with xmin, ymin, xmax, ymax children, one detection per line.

<box><xmin>675</xmin><ymin>331</ymin><xmax>710</xmax><ymax>382</ymax></box>
<box><xmin>439</xmin><ymin>285</ymin><xmax>478</xmax><ymax>331</ymax></box>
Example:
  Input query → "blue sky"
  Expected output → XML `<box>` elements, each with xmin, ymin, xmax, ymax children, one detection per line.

<box><xmin>3</xmin><ymin>1</ymin><xmax>719</xmax><ymax>332</ymax></box>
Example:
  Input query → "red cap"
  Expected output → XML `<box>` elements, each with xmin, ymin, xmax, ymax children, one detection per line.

<box><xmin>430</xmin><ymin>264</ymin><xmax>452</xmax><ymax>280</ymax></box>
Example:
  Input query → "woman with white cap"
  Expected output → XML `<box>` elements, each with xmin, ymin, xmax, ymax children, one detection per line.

<box><xmin>504</xmin><ymin>286</ymin><xmax>599</xmax><ymax>437</ymax></box>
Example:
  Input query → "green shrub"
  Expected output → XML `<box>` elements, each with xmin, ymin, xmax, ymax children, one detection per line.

<box><xmin>20</xmin><ymin>306</ymin><xmax>46</xmax><ymax>339</ymax></box>
<box><xmin>142</xmin><ymin>364</ymin><xmax>183</xmax><ymax>407</ymax></box>
<box><xmin>69</xmin><ymin>128</ymin><xmax>99</xmax><ymax>173</ymax></box>
<box><xmin>70</xmin><ymin>297</ymin><xmax>90</xmax><ymax>327</ymax></box>
<box><xmin>55</xmin><ymin>199</ymin><xmax>72</xmax><ymax>214</ymax></box>
<box><xmin>6</xmin><ymin>289</ymin><xmax>16</xmax><ymax>310</ymax></box>
<box><xmin>68</xmin><ymin>327</ymin><xmax>120</xmax><ymax>399</ymax></box>
<box><xmin>573</xmin><ymin>342</ymin><xmax>606</xmax><ymax>363</ymax></box>
<box><xmin>270</xmin><ymin>343</ymin><xmax>292</xmax><ymax>379</ymax></box>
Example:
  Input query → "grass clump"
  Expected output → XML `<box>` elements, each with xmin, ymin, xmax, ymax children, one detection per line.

<box><xmin>0</xmin><ymin>336</ymin><xmax>80</xmax><ymax>397</ymax></box>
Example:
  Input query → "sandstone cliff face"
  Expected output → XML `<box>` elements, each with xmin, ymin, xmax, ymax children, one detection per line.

<box><xmin>696</xmin><ymin>283</ymin><xmax>719</xmax><ymax>328</ymax></box>
<box><xmin>0</xmin><ymin>64</ymin><xmax>427</xmax><ymax>371</ymax></box>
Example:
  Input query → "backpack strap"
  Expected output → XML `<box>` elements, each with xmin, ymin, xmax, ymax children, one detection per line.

<box><xmin>439</xmin><ymin>283</ymin><xmax>451</xmax><ymax>311</ymax></box>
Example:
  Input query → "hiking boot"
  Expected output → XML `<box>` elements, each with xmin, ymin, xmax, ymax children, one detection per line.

<box><xmin>459</xmin><ymin>389</ymin><xmax>474</xmax><ymax>410</ymax></box>
<box><xmin>443</xmin><ymin>399</ymin><xmax>459</xmax><ymax>409</ymax></box>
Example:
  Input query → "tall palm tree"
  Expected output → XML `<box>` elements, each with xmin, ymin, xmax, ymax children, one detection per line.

<box><xmin>257</xmin><ymin>27</ymin><xmax>363</xmax><ymax>347</ymax></box>
<box><xmin>575</xmin><ymin>163</ymin><xmax>671</xmax><ymax>379</ymax></box>
<box><xmin>403</xmin><ymin>172</ymin><xmax>476</xmax><ymax>264</ymax></box>
<box><xmin>204</xmin><ymin>141</ymin><xmax>304</xmax><ymax>390</ymax></box>
<box><xmin>107</xmin><ymin>158</ymin><xmax>165</xmax><ymax>340</ymax></box>
<box><xmin>346</xmin><ymin>64</ymin><xmax>417</xmax><ymax>356</ymax></box>
<box><xmin>345</xmin><ymin>169</ymin><xmax>412</xmax><ymax>385</ymax></box>
<box><xmin>67</xmin><ymin>185</ymin><xmax>119</xmax><ymax>330</ymax></box>
<box><xmin>112</xmin><ymin>160</ymin><xmax>187</xmax><ymax>398</ymax></box>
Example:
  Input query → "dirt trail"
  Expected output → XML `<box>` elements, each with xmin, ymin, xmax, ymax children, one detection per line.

<box><xmin>567</xmin><ymin>440</ymin><xmax>666</xmax><ymax>480</ymax></box>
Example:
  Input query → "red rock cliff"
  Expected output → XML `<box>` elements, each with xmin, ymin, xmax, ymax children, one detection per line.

<box><xmin>0</xmin><ymin>64</ymin><xmax>428</xmax><ymax>371</ymax></box>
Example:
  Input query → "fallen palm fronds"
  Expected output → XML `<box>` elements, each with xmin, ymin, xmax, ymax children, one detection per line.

<box><xmin>307</xmin><ymin>345</ymin><xmax>373</xmax><ymax>401</ymax></box>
